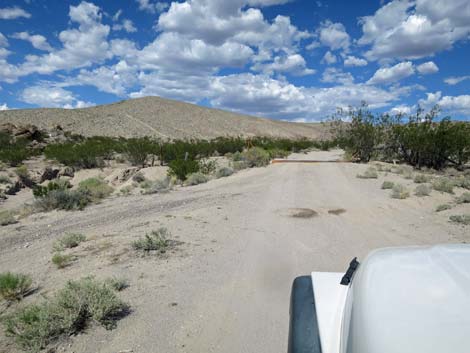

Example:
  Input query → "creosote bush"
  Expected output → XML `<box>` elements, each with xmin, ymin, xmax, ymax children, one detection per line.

<box><xmin>216</xmin><ymin>167</ymin><xmax>234</xmax><ymax>178</ymax></box>
<box><xmin>449</xmin><ymin>215</ymin><xmax>470</xmax><ymax>225</ymax></box>
<box><xmin>105</xmin><ymin>277</ymin><xmax>129</xmax><ymax>291</ymax></box>
<box><xmin>381</xmin><ymin>181</ymin><xmax>394</xmax><ymax>189</ymax></box>
<box><xmin>415</xmin><ymin>184</ymin><xmax>431</xmax><ymax>197</ymax></box>
<box><xmin>432</xmin><ymin>178</ymin><xmax>455</xmax><ymax>194</ymax></box>
<box><xmin>357</xmin><ymin>167</ymin><xmax>378</xmax><ymax>179</ymax></box>
<box><xmin>241</xmin><ymin>147</ymin><xmax>270</xmax><ymax>167</ymax></box>
<box><xmin>414</xmin><ymin>174</ymin><xmax>430</xmax><ymax>184</ymax></box>
<box><xmin>33</xmin><ymin>179</ymin><xmax>71</xmax><ymax>198</ymax></box>
<box><xmin>391</xmin><ymin>184</ymin><xmax>409</xmax><ymax>199</ymax></box>
<box><xmin>436</xmin><ymin>204</ymin><xmax>453</xmax><ymax>212</ymax></box>
<box><xmin>0</xmin><ymin>273</ymin><xmax>32</xmax><ymax>301</ymax></box>
<box><xmin>3</xmin><ymin>277</ymin><xmax>128</xmax><ymax>352</ymax></box>
<box><xmin>53</xmin><ymin>233</ymin><xmax>86</xmax><ymax>251</ymax></box>
<box><xmin>456</xmin><ymin>192</ymin><xmax>470</xmax><ymax>204</ymax></box>
<box><xmin>185</xmin><ymin>172</ymin><xmax>209</xmax><ymax>186</ymax></box>
<box><xmin>0</xmin><ymin>210</ymin><xmax>17</xmax><ymax>226</ymax></box>
<box><xmin>51</xmin><ymin>253</ymin><xmax>74</xmax><ymax>269</ymax></box>
<box><xmin>132</xmin><ymin>228</ymin><xmax>170</xmax><ymax>252</ymax></box>
<box><xmin>168</xmin><ymin>159</ymin><xmax>200</xmax><ymax>181</ymax></box>
<box><xmin>34</xmin><ymin>189</ymin><xmax>89</xmax><ymax>211</ymax></box>
<box><xmin>141</xmin><ymin>177</ymin><xmax>171</xmax><ymax>194</ymax></box>
<box><xmin>78</xmin><ymin>177</ymin><xmax>113</xmax><ymax>201</ymax></box>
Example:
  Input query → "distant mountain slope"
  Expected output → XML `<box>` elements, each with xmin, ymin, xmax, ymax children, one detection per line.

<box><xmin>0</xmin><ymin>96</ymin><xmax>326</xmax><ymax>139</ymax></box>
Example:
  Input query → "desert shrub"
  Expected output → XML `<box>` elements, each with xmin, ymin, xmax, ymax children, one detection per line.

<box><xmin>132</xmin><ymin>228</ymin><xmax>170</xmax><ymax>252</ymax></box>
<box><xmin>15</xmin><ymin>165</ymin><xmax>31</xmax><ymax>183</ymax></box>
<box><xmin>436</xmin><ymin>204</ymin><xmax>453</xmax><ymax>212</ymax></box>
<box><xmin>132</xmin><ymin>171</ymin><xmax>146</xmax><ymax>183</ymax></box>
<box><xmin>231</xmin><ymin>151</ymin><xmax>243</xmax><ymax>162</ymax></box>
<box><xmin>3</xmin><ymin>277</ymin><xmax>128</xmax><ymax>352</ymax></box>
<box><xmin>198</xmin><ymin>159</ymin><xmax>217</xmax><ymax>175</ymax></box>
<box><xmin>216</xmin><ymin>167</ymin><xmax>234</xmax><ymax>178</ymax></box>
<box><xmin>53</xmin><ymin>233</ymin><xmax>86</xmax><ymax>251</ymax></box>
<box><xmin>357</xmin><ymin>167</ymin><xmax>378</xmax><ymax>179</ymax></box>
<box><xmin>432</xmin><ymin>178</ymin><xmax>455</xmax><ymax>194</ymax></box>
<box><xmin>77</xmin><ymin>178</ymin><xmax>113</xmax><ymax>201</ymax></box>
<box><xmin>414</xmin><ymin>174</ymin><xmax>430</xmax><ymax>184</ymax></box>
<box><xmin>168</xmin><ymin>159</ymin><xmax>200</xmax><ymax>181</ymax></box>
<box><xmin>185</xmin><ymin>172</ymin><xmax>209</xmax><ymax>186</ymax></box>
<box><xmin>456</xmin><ymin>192</ymin><xmax>470</xmax><ymax>204</ymax></box>
<box><xmin>141</xmin><ymin>177</ymin><xmax>171</xmax><ymax>194</ymax></box>
<box><xmin>34</xmin><ymin>189</ymin><xmax>89</xmax><ymax>211</ymax></box>
<box><xmin>0</xmin><ymin>175</ymin><xmax>11</xmax><ymax>184</ymax></box>
<box><xmin>449</xmin><ymin>215</ymin><xmax>470</xmax><ymax>225</ymax></box>
<box><xmin>0</xmin><ymin>273</ymin><xmax>32</xmax><ymax>301</ymax></box>
<box><xmin>454</xmin><ymin>176</ymin><xmax>470</xmax><ymax>190</ymax></box>
<box><xmin>0</xmin><ymin>210</ymin><xmax>17</xmax><ymax>226</ymax></box>
<box><xmin>242</xmin><ymin>147</ymin><xmax>270</xmax><ymax>167</ymax></box>
<box><xmin>391</xmin><ymin>184</ymin><xmax>409</xmax><ymax>199</ymax></box>
<box><xmin>0</xmin><ymin>138</ymin><xmax>32</xmax><ymax>167</ymax></box>
<box><xmin>267</xmin><ymin>148</ymin><xmax>290</xmax><ymax>159</ymax></box>
<box><xmin>105</xmin><ymin>277</ymin><xmax>129</xmax><ymax>291</ymax></box>
<box><xmin>33</xmin><ymin>180</ymin><xmax>71</xmax><ymax>198</ymax></box>
<box><xmin>381</xmin><ymin>181</ymin><xmax>394</xmax><ymax>189</ymax></box>
<box><xmin>120</xmin><ymin>185</ymin><xmax>134</xmax><ymax>195</ymax></box>
<box><xmin>51</xmin><ymin>253</ymin><xmax>74</xmax><ymax>269</ymax></box>
<box><xmin>232</xmin><ymin>160</ymin><xmax>250</xmax><ymax>171</ymax></box>
<box><xmin>415</xmin><ymin>184</ymin><xmax>431</xmax><ymax>197</ymax></box>
<box><xmin>124</xmin><ymin>137</ymin><xmax>158</xmax><ymax>167</ymax></box>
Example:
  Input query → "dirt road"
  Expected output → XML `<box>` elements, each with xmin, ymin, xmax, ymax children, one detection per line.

<box><xmin>0</xmin><ymin>151</ymin><xmax>467</xmax><ymax>353</ymax></box>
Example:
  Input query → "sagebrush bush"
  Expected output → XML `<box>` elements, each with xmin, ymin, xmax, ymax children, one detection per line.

<box><xmin>78</xmin><ymin>178</ymin><xmax>113</xmax><ymax>201</ymax></box>
<box><xmin>357</xmin><ymin>167</ymin><xmax>378</xmax><ymax>179</ymax></box>
<box><xmin>105</xmin><ymin>277</ymin><xmax>129</xmax><ymax>291</ymax></box>
<box><xmin>241</xmin><ymin>147</ymin><xmax>270</xmax><ymax>167</ymax></box>
<box><xmin>415</xmin><ymin>184</ymin><xmax>431</xmax><ymax>197</ymax></box>
<box><xmin>449</xmin><ymin>215</ymin><xmax>470</xmax><ymax>225</ymax></box>
<box><xmin>381</xmin><ymin>181</ymin><xmax>394</xmax><ymax>189</ymax></box>
<box><xmin>0</xmin><ymin>273</ymin><xmax>32</xmax><ymax>301</ymax></box>
<box><xmin>456</xmin><ymin>192</ymin><xmax>470</xmax><ymax>204</ymax></box>
<box><xmin>4</xmin><ymin>277</ymin><xmax>128</xmax><ymax>352</ymax></box>
<box><xmin>454</xmin><ymin>176</ymin><xmax>470</xmax><ymax>190</ymax></box>
<box><xmin>0</xmin><ymin>175</ymin><xmax>11</xmax><ymax>184</ymax></box>
<box><xmin>0</xmin><ymin>210</ymin><xmax>17</xmax><ymax>226</ymax></box>
<box><xmin>51</xmin><ymin>253</ymin><xmax>74</xmax><ymax>268</ymax></box>
<box><xmin>34</xmin><ymin>189</ymin><xmax>89</xmax><ymax>211</ymax></box>
<box><xmin>216</xmin><ymin>167</ymin><xmax>234</xmax><ymax>178</ymax></box>
<box><xmin>391</xmin><ymin>184</ymin><xmax>409</xmax><ymax>199</ymax></box>
<box><xmin>185</xmin><ymin>172</ymin><xmax>209</xmax><ymax>186</ymax></box>
<box><xmin>132</xmin><ymin>228</ymin><xmax>170</xmax><ymax>252</ymax></box>
<box><xmin>198</xmin><ymin>159</ymin><xmax>217</xmax><ymax>175</ymax></box>
<box><xmin>168</xmin><ymin>159</ymin><xmax>200</xmax><ymax>181</ymax></box>
<box><xmin>436</xmin><ymin>204</ymin><xmax>453</xmax><ymax>212</ymax></box>
<box><xmin>432</xmin><ymin>178</ymin><xmax>455</xmax><ymax>194</ymax></box>
<box><xmin>141</xmin><ymin>177</ymin><xmax>171</xmax><ymax>194</ymax></box>
<box><xmin>232</xmin><ymin>160</ymin><xmax>250</xmax><ymax>171</ymax></box>
<box><xmin>414</xmin><ymin>174</ymin><xmax>430</xmax><ymax>184</ymax></box>
<box><xmin>53</xmin><ymin>233</ymin><xmax>86</xmax><ymax>251</ymax></box>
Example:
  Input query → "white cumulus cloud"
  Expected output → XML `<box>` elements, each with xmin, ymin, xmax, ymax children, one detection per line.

<box><xmin>0</xmin><ymin>6</ymin><xmax>31</xmax><ymax>19</ymax></box>
<box><xmin>367</xmin><ymin>61</ymin><xmax>415</xmax><ymax>85</ymax></box>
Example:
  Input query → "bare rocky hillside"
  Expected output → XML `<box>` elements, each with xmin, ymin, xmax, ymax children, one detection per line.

<box><xmin>0</xmin><ymin>96</ymin><xmax>326</xmax><ymax>139</ymax></box>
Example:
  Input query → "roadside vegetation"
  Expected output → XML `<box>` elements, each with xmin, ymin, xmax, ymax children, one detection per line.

<box><xmin>0</xmin><ymin>273</ymin><xmax>33</xmax><ymax>302</ymax></box>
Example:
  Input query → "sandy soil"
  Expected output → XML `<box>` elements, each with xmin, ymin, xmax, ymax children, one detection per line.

<box><xmin>0</xmin><ymin>150</ymin><xmax>469</xmax><ymax>353</ymax></box>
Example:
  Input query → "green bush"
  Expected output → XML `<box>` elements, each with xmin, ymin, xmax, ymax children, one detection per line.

<box><xmin>33</xmin><ymin>180</ymin><xmax>71</xmax><ymax>198</ymax></box>
<box><xmin>104</xmin><ymin>277</ymin><xmax>129</xmax><ymax>291</ymax></box>
<box><xmin>132</xmin><ymin>228</ymin><xmax>170</xmax><ymax>252</ymax></box>
<box><xmin>242</xmin><ymin>147</ymin><xmax>270</xmax><ymax>167</ymax></box>
<box><xmin>34</xmin><ymin>189</ymin><xmax>89</xmax><ymax>211</ymax></box>
<box><xmin>0</xmin><ymin>210</ymin><xmax>17</xmax><ymax>226</ymax></box>
<box><xmin>168</xmin><ymin>159</ymin><xmax>200</xmax><ymax>181</ymax></box>
<box><xmin>357</xmin><ymin>167</ymin><xmax>378</xmax><ymax>179</ymax></box>
<box><xmin>198</xmin><ymin>159</ymin><xmax>217</xmax><ymax>175</ymax></box>
<box><xmin>415</xmin><ymin>184</ymin><xmax>431</xmax><ymax>197</ymax></box>
<box><xmin>381</xmin><ymin>181</ymin><xmax>394</xmax><ymax>189</ymax></box>
<box><xmin>0</xmin><ymin>175</ymin><xmax>11</xmax><ymax>184</ymax></box>
<box><xmin>77</xmin><ymin>178</ymin><xmax>113</xmax><ymax>201</ymax></box>
<box><xmin>455</xmin><ymin>176</ymin><xmax>470</xmax><ymax>190</ymax></box>
<box><xmin>141</xmin><ymin>177</ymin><xmax>171</xmax><ymax>194</ymax></box>
<box><xmin>3</xmin><ymin>277</ymin><xmax>128</xmax><ymax>352</ymax></box>
<box><xmin>51</xmin><ymin>253</ymin><xmax>74</xmax><ymax>269</ymax></box>
<box><xmin>53</xmin><ymin>233</ymin><xmax>86</xmax><ymax>251</ymax></box>
<box><xmin>185</xmin><ymin>172</ymin><xmax>209</xmax><ymax>186</ymax></box>
<box><xmin>449</xmin><ymin>215</ymin><xmax>470</xmax><ymax>225</ymax></box>
<box><xmin>0</xmin><ymin>273</ymin><xmax>32</xmax><ymax>301</ymax></box>
<box><xmin>232</xmin><ymin>160</ymin><xmax>250</xmax><ymax>171</ymax></box>
<box><xmin>391</xmin><ymin>184</ymin><xmax>409</xmax><ymax>199</ymax></box>
<box><xmin>414</xmin><ymin>174</ymin><xmax>430</xmax><ymax>184</ymax></box>
<box><xmin>436</xmin><ymin>204</ymin><xmax>453</xmax><ymax>212</ymax></box>
<box><xmin>0</xmin><ymin>137</ymin><xmax>33</xmax><ymax>167</ymax></box>
<box><xmin>456</xmin><ymin>192</ymin><xmax>470</xmax><ymax>204</ymax></box>
<box><xmin>267</xmin><ymin>148</ymin><xmax>290</xmax><ymax>159</ymax></box>
<box><xmin>216</xmin><ymin>167</ymin><xmax>234</xmax><ymax>178</ymax></box>
<box><xmin>124</xmin><ymin>137</ymin><xmax>158</xmax><ymax>167</ymax></box>
<box><xmin>432</xmin><ymin>178</ymin><xmax>455</xmax><ymax>194</ymax></box>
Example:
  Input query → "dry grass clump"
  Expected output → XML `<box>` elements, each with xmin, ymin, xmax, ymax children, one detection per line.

<box><xmin>184</xmin><ymin>172</ymin><xmax>209</xmax><ymax>186</ymax></box>
<box><xmin>436</xmin><ymin>204</ymin><xmax>453</xmax><ymax>212</ymax></box>
<box><xmin>456</xmin><ymin>192</ymin><xmax>470</xmax><ymax>204</ymax></box>
<box><xmin>104</xmin><ymin>277</ymin><xmax>129</xmax><ymax>292</ymax></box>
<box><xmin>414</xmin><ymin>184</ymin><xmax>431</xmax><ymax>197</ymax></box>
<box><xmin>432</xmin><ymin>177</ymin><xmax>455</xmax><ymax>194</ymax></box>
<box><xmin>3</xmin><ymin>277</ymin><xmax>129</xmax><ymax>352</ymax></box>
<box><xmin>357</xmin><ymin>167</ymin><xmax>378</xmax><ymax>179</ymax></box>
<box><xmin>0</xmin><ymin>210</ymin><xmax>17</xmax><ymax>226</ymax></box>
<box><xmin>449</xmin><ymin>215</ymin><xmax>470</xmax><ymax>225</ymax></box>
<box><xmin>381</xmin><ymin>181</ymin><xmax>394</xmax><ymax>189</ymax></box>
<box><xmin>53</xmin><ymin>233</ymin><xmax>86</xmax><ymax>251</ymax></box>
<box><xmin>51</xmin><ymin>253</ymin><xmax>74</xmax><ymax>269</ymax></box>
<box><xmin>391</xmin><ymin>184</ymin><xmax>410</xmax><ymax>199</ymax></box>
<box><xmin>414</xmin><ymin>174</ymin><xmax>430</xmax><ymax>184</ymax></box>
<box><xmin>77</xmin><ymin>177</ymin><xmax>113</xmax><ymax>201</ymax></box>
<box><xmin>454</xmin><ymin>176</ymin><xmax>470</xmax><ymax>190</ymax></box>
<box><xmin>0</xmin><ymin>273</ymin><xmax>33</xmax><ymax>301</ymax></box>
<box><xmin>34</xmin><ymin>189</ymin><xmax>89</xmax><ymax>211</ymax></box>
<box><xmin>141</xmin><ymin>177</ymin><xmax>171</xmax><ymax>194</ymax></box>
<box><xmin>216</xmin><ymin>167</ymin><xmax>234</xmax><ymax>178</ymax></box>
<box><xmin>132</xmin><ymin>228</ymin><xmax>171</xmax><ymax>252</ymax></box>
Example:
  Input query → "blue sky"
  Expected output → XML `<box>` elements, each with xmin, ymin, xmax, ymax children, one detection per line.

<box><xmin>0</xmin><ymin>0</ymin><xmax>469</xmax><ymax>121</ymax></box>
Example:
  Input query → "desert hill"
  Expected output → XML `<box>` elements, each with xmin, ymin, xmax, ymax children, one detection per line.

<box><xmin>0</xmin><ymin>96</ymin><xmax>326</xmax><ymax>140</ymax></box>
